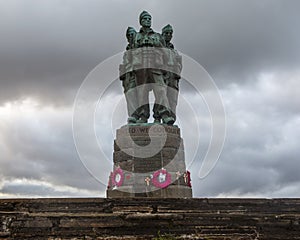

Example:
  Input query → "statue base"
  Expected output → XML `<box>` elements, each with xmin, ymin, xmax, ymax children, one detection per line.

<box><xmin>106</xmin><ymin>124</ymin><xmax>192</xmax><ymax>198</ymax></box>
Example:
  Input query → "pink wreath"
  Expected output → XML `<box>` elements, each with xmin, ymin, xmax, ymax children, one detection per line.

<box><xmin>152</xmin><ymin>169</ymin><xmax>171</xmax><ymax>189</ymax></box>
<box><xmin>111</xmin><ymin>168</ymin><xmax>124</xmax><ymax>187</ymax></box>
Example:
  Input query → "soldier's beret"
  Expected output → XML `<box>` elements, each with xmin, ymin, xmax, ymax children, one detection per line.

<box><xmin>126</xmin><ymin>27</ymin><xmax>136</xmax><ymax>36</ymax></box>
<box><xmin>139</xmin><ymin>11</ymin><xmax>151</xmax><ymax>24</ymax></box>
<box><xmin>162</xmin><ymin>24</ymin><xmax>173</xmax><ymax>33</ymax></box>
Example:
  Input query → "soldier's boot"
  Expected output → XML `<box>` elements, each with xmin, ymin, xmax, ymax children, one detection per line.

<box><xmin>137</xmin><ymin>115</ymin><xmax>148</xmax><ymax>124</ymax></box>
<box><xmin>162</xmin><ymin>115</ymin><xmax>175</xmax><ymax>125</ymax></box>
<box><xmin>127</xmin><ymin>117</ymin><xmax>137</xmax><ymax>124</ymax></box>
<box><xmin>154</xmin><ymin>118</ymin><xmax>161</xmax><ymax>124</ymax></box>
<box><xmin>127</xmin><ymin>112</ymin><xmax>139</xmax><ymax>124</ymax></box>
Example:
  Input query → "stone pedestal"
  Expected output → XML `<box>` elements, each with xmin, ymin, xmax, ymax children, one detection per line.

<box><xmin>106</xmin><ymin>124</ymin><xmax>192</xmax><ymax>198</ymax></box>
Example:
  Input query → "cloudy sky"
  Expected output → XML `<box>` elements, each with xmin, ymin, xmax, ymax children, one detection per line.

<box><xmin>0</xmin><ymin>0</ymin><xmax>300</xmax><ymax>198</ymax></box>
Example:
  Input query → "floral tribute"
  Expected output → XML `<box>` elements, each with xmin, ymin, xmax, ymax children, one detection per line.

<box><xmin>111</xmin><ymin>167</ymin><xmax>124</xmax><ymax>187</ymax></box>
<box><xmin>151</xmin><ymin>169</ymin><xmax>172</xmax><ymax>188</ymax></box>
<box><xmin>183</xmin><ymin>170</ymin><xmax>192</xmax><ymax>187</ymax></box>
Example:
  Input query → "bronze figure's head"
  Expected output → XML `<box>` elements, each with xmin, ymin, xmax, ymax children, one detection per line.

<box><xmin>139</xmin><ymin>10</ymin><xmax>152</xmax><ymax>28</ymax></box>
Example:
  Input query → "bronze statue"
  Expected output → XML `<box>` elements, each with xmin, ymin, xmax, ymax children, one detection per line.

<box><xmin>153</xmin><ymin>24</ymin><xmax>182</xmax><ymax>122</ymax></box>
<box><xmin>119</xmin><ymin>27</ymin><xmax>139</xmax><ymax>123</ymax></box>
<box><xmin>133</xmin><ymin>11</ymin><xmax>174</xmax><ymax>124</ymax></box>
<box><xmin>120</xmin><ymin>12</ymin><xmax>180</xmax><ymax>125</ymax></box>
<box><xmin>126</xmin><ymin>27</ymin><xmax>136</xmax><ymax>50</ymax></box>
<box><xmin>162</xmin><ymin>24</ymin><xmax>182</xmax><ymax>122</ymax></box>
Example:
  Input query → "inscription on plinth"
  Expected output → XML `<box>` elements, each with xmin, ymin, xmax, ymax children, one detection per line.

<box><xmin>116</xmin><ymin>125</ymin><xmax>181</xmax><ymax>138</ymax></box>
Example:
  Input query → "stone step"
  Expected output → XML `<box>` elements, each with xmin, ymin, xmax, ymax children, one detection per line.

<box><xmin>1</xmin><ymin>198</ymin><xmax>300</xmax><ymax>239</ymax></box>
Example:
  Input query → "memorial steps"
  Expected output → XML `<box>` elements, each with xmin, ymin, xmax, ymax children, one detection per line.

<box><xmin>1</xmin><ymin>198</ymin><xmax>300</xmax><ymax>239</ymax></box>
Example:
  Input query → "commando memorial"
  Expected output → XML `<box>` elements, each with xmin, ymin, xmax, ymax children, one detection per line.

<box><xmin>106</xmin><ymin>11</ymin><xmax>193</xmax><ymax>198</ymax></box>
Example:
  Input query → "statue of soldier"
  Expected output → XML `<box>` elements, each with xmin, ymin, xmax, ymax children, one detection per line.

<box><xmin>132</xmin><ymin>11</ymin><xmax>174</xmax><ymax>125</ymax></box>
<box><xmin>119</xmin><ymin>27</ymin><xmax>139</xmax><ymax>123</ymax></box>
<box><xmin>153</xmin><ymin>24</ymin><xmax>182</xmax><ymax>123</ymax></box>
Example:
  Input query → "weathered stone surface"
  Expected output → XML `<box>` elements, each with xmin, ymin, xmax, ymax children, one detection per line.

<box><xmin>114</xmin><ymin>147</ymin><xmax>184</xmax><ymax>165</ymax></box>
<box><xmin>106</xmin><ymin>188</ymin><xmax>134</xmax><ymax>198</ymax></box>
<box><xmin>117</xmin><ymin>160</ymin><xmax>134</xmax><ymax>172</ymax></box>
<box><xmin>109</xmin><ymin>125</ymin><xmax>191</xmax><ymax>198</ymax></box>
<box><xmin>133</xmin><ymin>157</ymin><xmax>162</xmax><ymax>173</ymax></box>
<box><xmin>0</xmin><ymin>198</ymin><xmax>300</xmax><ymax>239</ymax></box>
<box><xmin>113</xmin><ymin>149</ymin><xmax>135</xmax><ymax>162</ymax></box>
<box><xmin>162</xmin><ymin>185</ymin><xmax>192</xmax><ymax>198</ymax></box>
<box><xmin>114</xmin><ymin>135</ymin><xmax>182</xmax><ymax>151</ymax></box>
<box><xmin>163</xmin><ymin>157</ymin><xmax>186</xmax><ymax>172</ymax></box>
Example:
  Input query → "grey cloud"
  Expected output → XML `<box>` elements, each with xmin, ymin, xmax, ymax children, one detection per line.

<box><xmin>171</xmin><ymin>0</ymin><xmax>300</xmax><ymax>85</ymax></box>
<box><xmin>190</xmin><ymin>73</ymin><xmax>300</xmax><ymax>197</ymax></box>
<box><xmin>1</xmin><ymin>0</ymin><xmax>300</xmax><ymax>105</ymax></box>
<box><xmin>0</xmin><ymin>179</ymin><xmax>101</xmax><ymax>198</ymax></box>
<box><xmin>0</xmin><ymin>105</ymin><xmax>102</xmax><ymax>194</ymax></box>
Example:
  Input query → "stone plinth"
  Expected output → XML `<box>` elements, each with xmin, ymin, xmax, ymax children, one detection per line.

<box><xmin>106</xmin><ymin>124</ymin><xmax>192</xmax><ymax>198</ymax></box>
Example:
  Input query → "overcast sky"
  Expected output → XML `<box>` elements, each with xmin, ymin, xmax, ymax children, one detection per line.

<box><xmin>0</xmin><ymin>0</ymin><xmax>300</xmax><ymax>198</ymax></box>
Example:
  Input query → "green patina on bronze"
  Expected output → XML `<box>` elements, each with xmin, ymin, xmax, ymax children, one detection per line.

<box><xmin>153</xmin><ymin>24</ymin><xmax>182</xmax><ymax>122</ymax></box>
<box><xmin>119</xmin><ymin>11</ymin><xmax>182</xmax><ymax>125</ymax></box>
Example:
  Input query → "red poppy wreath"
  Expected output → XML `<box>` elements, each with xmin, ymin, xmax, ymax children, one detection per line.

<box><xmin>111</xmin><ymin>168</ymin><xmax>124</xmax><ymax>187</ymax></box>
<box><xmin>152</xmin><ymin>169</ymin><xmax>171</xmax><ymax>188</ymax></box>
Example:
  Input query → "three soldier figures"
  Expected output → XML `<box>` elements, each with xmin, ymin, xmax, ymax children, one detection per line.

<box><xmin>119</xmin><ymin>11</ymin><xmax>182</xmax><ymax>125</ymax></box>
